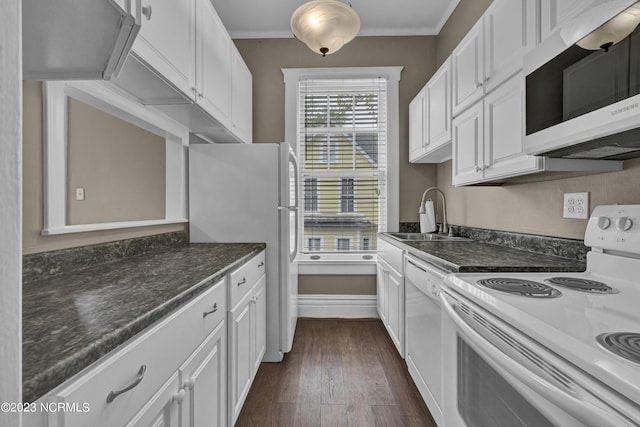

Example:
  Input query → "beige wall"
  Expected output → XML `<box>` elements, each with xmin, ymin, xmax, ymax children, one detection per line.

<box><xmin>435</xmin><ymin>0</ymin><xmax>640</xmax><ymax>240</ymax></box>
<box><xmin>67</xmin><ymin>97</ymin><xmax>166</xmax><ymax>225</ymax></box>
<box><xmin>299</xmin><ymin>275</ymin><xmax>376</xmax><ymax>295</ymax></box>
<box><xmin>234</xmin><ymin>36</ymin><xmax>441</xmax><ymax>295</ymax></box>
<box><xmin>23</xmin><ymin>81</ymin><xmax>186</xmax><ymax>255</ymax></box>
<box><xmin>234</xmin><ymin>36</ymin><xmax>439</xmax><ymax>223</ymax></box>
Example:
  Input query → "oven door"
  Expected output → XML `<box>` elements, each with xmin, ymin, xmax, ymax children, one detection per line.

<box><xmin>440</xmin><ymin>288</ymin><xmax>638</xmax><ymax>427</ymax></box>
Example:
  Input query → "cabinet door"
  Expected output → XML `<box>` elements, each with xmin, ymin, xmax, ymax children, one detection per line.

<box><xmin>231</xmin><ymin>47</ymin><xmax>253</xmax><ymax>144</ymax></box>
<box><xmin>196</xmin><ymin>0</ymin><xmax>232</xmax><ymax>128</ymax></box>
<box><xmin>484</xmin><ymin>73</ymin><xmax>541</xmax><ymax>181</ymax></box>
<box><xmin>252</xmin><ymin>276</ymin><xmax>267</xmax><ymax>374</ymax></box>
<box><xmin>386</xmin><ymin>266</ymin><xmax>404</xmax><ymax>358</ymax></box>
<box><xmin>426</xmin><ymin>58</ymin><xmax>452</xmax><ymax>157</ymax></box>
<box><xmin>376</xmin><ymin>262</ymin><xmax>388</xmax><ymax>324</ymax></box>
<box><xmin>452</xmin><ymin>19</ymin><xmax>485</xmax><ymax>116</ymax></box>
<box><xmin>452</xmin><ymin>101</ymin><xmax>484</xmax><ymax>186</ymax></box>
<box><xmin>484</xmin><ymin>0</ymin><xmax>536</xmax><ymax>92</ymax></box>
<box><xmin>133</xmin><ymin>0</ymin><xmax>195</xmax><ymax>98</ymax></box>
<box><xmin>229</xmin><ymin>295</ymin><xmax>253</xmax><ymax>424</ymax></box>
<box><xmin>180</xmin><ymin>322</ymin><xmax>226</xmax><ymax>427</ymax></box>
<box><xmin>409</xmin><ymin>87</ymin><xmax>427</xmax><ymax>162</ymax></box>
<box><xmin>126</xmin><ymin>373</ymin><xmax>181</xmax><ymax>427</ymax></box>
<box><xmin>539</xmin><ymin>0</ymin><xmax>595</xmax><ymax>42</ymax></box>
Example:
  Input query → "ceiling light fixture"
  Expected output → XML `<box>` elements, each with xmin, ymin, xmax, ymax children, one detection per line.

<box><xmin>290</xmin><ymin>0</ymin><xmax>360</xmax><ymax>57</ymax></box>
<box><xmin>577</xmin><ymin>1</ymin><xmax>640</xmax><ymax>51</ymax></box>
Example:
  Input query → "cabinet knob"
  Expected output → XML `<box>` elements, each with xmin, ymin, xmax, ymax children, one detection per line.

<box><xmin>173</xmin><ymin>388</ymin><xmax>186</xmax><ymax>404</ymax></box>
<box><xmin>198</xmin><ymin>92</ymin><xmax>204</xmax><ymax>98</ymax></box>
<box><xmin>183</xmin><ymin>379</ymin><xmax>195</xmax><ymax>391</ymax></box>
<box><xmin>142</xmin><ymin>5</ymin><xmax>152</xmax><ymax>20</ymax></box>
<box><xmin>474</xmin><ymin>165</ymin><xmax>481</xmax><ymax>172</ymax></box>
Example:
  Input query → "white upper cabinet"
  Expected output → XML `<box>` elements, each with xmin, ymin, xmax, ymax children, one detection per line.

<box><xmin>409</xmin><ymin>86</ymin><xmax>427</xmax><ymax>161</ymax></box>
<box><xmin>427</xmin><ymin>58</ymin><xmax>453</xmax><ymax>156</ymax></box>
<box><xmin>452</xmin><ymin>19</ymin><xmax>485</xmax><ymax>117</ymax></box>
<box><xmin>409</xmin><ymin>58</ymin><xmax>452</xmax><ymax>163</ymax></box>
<box><xmin>132</xmin><ymin>0</ymin><xmax>195</xmax><ymax>99</ymax></box>
<box><xmin>539</xmin><ymin>0</ymin><xmax>597</xmax><ymax>43</ymax></box>
<box><xmin>231</xmin><ymin>47</ymin><xmax>254</xmax><ymax>144</ymax></box>
<box><xmin>109</xmin><ymin>0</ymin><xmax>252</xmax><ymax>143</ymax></box>
<box><xmin>452</xmin><ymin>101</ymin><xmax>485</xmax><ymax>185</ymax></box>
<box><xmin>484</xmin><ymin>0</ymin><xmax>536</xmax><ymax>93</ymax></box>
<box><xmin>195</xmin><ymin>0</ymin><xmax>232</xmax><ymax>129</ymax></box>
<box><xmin>453</xmin><ymin>73</ymin><xmax>541</xmax><ymax>186</ymax></box>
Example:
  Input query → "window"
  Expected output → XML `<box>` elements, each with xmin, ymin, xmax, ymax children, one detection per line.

<box><xmin>340</xmin><ymin>178</ymin><xmax>355</xmax><ymax>213</ymax></box>
<box><xmin>336</xmin><ymin>237</ymin><xmax>352</xmax><ymax>251</ymax></box>
<box><xmin>307</xmin><ymin>237</ymin><xmax>323</xmax><ymax>251</ymax></box>
<box><xmin>283</xmin><ymin>67</ymin><xmax>401</xmax><ymax>264</ymax></box>
<box><xmin>304</xmin><ymin>178</ymin><xmax>319</xmax><ymax>212</ymax></box>
<box><xmin>298</xmin><ymin>77</ymin><xmax>388</xmax><ymax>254</ymax></box>
<box><xmin>362</xmin><ymin>237</ymin><xmax>371</xmax><ymax>251</ymax></box>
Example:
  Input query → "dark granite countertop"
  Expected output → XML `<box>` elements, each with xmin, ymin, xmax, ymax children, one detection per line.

<box><xmin>379</xmin><ymin>233</ymin><xmax>586</xmax><ymax>273</ymax></box>
<box><xmin>22</xmin><ymin>242</ymin><xmax>265</xmax><ymax>403</ymax></box>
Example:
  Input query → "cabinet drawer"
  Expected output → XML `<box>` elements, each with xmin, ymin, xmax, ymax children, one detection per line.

<box><xmin>229</xmin><ymin>251</ymin><xmax>265</xmax><ymax>308</ymax></box>
<box><xmin>49</xmin><ymin>279</ymin><xmax>226</xmax><ymax>427</ymax></box>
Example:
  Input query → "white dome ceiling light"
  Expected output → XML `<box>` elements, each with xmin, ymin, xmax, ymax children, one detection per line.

<box><xmin>577</xmin><ymin>1</ymin><xmax>640</xmax><ymax>52</ymax></box>
<box><xmin>290</xmin><ymin>0</ymin><xmax>361</xmax><ymax>56</ymax></box>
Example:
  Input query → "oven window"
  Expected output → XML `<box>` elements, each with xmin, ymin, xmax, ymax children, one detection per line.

<box><xmin>457</xmin><ymin>338</ymin><xmax>554</xmax><ymax>427</ymax></box>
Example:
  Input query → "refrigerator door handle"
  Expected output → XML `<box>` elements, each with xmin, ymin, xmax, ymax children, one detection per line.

<box><xmin>289</xmin><ymin>148</ymin><xmax>299</xmax><ymax>262</ymax></box>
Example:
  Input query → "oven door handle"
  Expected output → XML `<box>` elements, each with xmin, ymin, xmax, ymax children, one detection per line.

<box><xmin>439</xmin><ymin>290</ymin><xmax>634</xmax><ymax>427</ymax></box>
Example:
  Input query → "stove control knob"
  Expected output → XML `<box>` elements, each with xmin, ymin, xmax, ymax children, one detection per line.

<box><xmin>596</xmin><ymin>216</ymin><xmax>611</xmax><ymax>230</ymax></box>
<box><xmin>616</xmin><ymin>217</ymin><xmax>633</xmax><ymax>231</ymax></box>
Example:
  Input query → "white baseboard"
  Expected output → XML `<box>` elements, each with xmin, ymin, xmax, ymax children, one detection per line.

<box><xmin>298</xmin><ymin>294</ymin><xmax>379</xmax><ymax>318</ymax></box>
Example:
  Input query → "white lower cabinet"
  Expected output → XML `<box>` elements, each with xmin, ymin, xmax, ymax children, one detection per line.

<box><xmin>24</xmin><ymin>250</ymin><xmax>266</xmax><ymax>427</ymax></box>
<box><xmin>377</xmin><ymin>239</ymin><xmax>405</xmax><ymax>358</ymax></box>
<box><xmin>229</xmin><ymin>275</ymin><xmax>266</xmax><ymax>425</ymax></box>
<box><xmin>179</xmin><ymin>322</ymin><xmax>227</xmax><ymax>427</ymax></box>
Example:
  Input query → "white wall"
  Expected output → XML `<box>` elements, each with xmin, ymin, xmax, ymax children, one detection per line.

<box><xmin>0</xmin><ymin>0</ymin><xmax>23</xmax><ymax>425</ymax></box>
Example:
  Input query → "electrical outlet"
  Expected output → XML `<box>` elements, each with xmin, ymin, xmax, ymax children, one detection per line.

<box><xmin>75</xmin><ymin>187</ymin><xmax>85</xmax><ymax>201</ymax></box>
<box><xmin>563</xmin><ymin>192</ymin><xmax>589</xmax><ymax>219</ymax></box>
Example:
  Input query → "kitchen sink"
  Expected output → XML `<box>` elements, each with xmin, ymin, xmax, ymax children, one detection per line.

<box><xmin>385</xmin><ymin>232</ymin><xmax>470</xmax><ymax>242</ymax></box>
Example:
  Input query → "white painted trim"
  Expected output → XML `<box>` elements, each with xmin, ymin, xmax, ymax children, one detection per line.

<box><xmin>297</xmin><ymin>260</ymin><xmax>376</xmax><ymax>275</ymax></box>
<box><xmin>42</xmin><ymin>81</ymin><xmax>189</xmax><ymax>236</ymax></box>
<box><xmin>42</xmin><ymin>219</ymin><xmax>189</xmax><ymax>236</ymax></box>
<box><xmin>298</xmin><ymin>295</ymin><xmax>379</xmax><ymax>318</ymax></box>
<box><xmin>0</xmin><ymin>0</ymin><xmax>22</xmax><ymax>423</ymax></box>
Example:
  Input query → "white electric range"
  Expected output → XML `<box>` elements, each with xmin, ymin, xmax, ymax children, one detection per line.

<box><xmin>440</xmin><ymin>204</ymin><xmax>640</xmax><ymax>427</ymax></box>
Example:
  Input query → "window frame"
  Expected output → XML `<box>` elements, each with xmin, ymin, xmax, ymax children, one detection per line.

<box><xmin>283</xmin><ymin>67</ymin><xmax>402</xmax><ymax>274</ymax></box>
<box><xmin>335</xmin><ymin>236</ymin><xmax>353</xmax><ymax>251</ymax></box>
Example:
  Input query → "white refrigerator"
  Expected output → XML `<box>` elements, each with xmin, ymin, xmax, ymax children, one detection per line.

<box><xmin>189</xmin><ymin>142</ymin><xmax>298</xmax><ymax>362</ymax></box>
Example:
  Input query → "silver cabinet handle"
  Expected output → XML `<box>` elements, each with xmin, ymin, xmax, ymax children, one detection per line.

<box><xmin>258</xmin><ymin>261</ymin><xmax>264</xmax><ymax>268</ymax></box>
<box><xmin>237</xmin><ymin>277</ymin><xmax>247</xmax><ymax>286</ymax></box>
<box><xmin>475</xmin><ymin>165</ymin><xmax>482</xmax><ymax>172</ymax></box>
<box><xmin>202</xmin><ymin>302</ymin><xmax>218</xmax><ymax>318</ymax></box>
<box><xmin>142</xmin><ymin>5</ymin><xmax>152</xmax><ymax>20</ymax></box>
<box><xmin>107</xmin><ymin>365</ymin><xmax>146</xmax><ymax>403</ymax></box>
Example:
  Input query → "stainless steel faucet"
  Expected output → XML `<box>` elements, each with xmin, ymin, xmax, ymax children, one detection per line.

<box><xmin>420</xmin><ymin>187</ymin><xmax>448</xmax><ymax>234</ymax></box>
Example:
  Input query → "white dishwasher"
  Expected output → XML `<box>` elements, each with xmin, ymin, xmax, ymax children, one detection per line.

<box><xmin>404</xmin><ymin>253</ymin><xmax>447</xmax><ymax>427</ymax></box>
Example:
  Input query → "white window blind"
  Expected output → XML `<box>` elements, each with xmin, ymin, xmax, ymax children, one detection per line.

<box><xmin>298</xmin><ymin>78</ymin><xmax>387</xmax><ymax>253</ymax></box>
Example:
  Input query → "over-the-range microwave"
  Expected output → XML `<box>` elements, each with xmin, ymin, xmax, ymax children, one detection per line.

<box><xmin>525</xmin><ymin>0</ymin><xmax>640</xmax><ymax>161</ymax></box>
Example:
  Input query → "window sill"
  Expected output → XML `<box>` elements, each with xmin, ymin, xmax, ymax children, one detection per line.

<box><xmin>297</xmin><ymin>254</ymin><xmax>377</xmax><ymax>275</ymax></box>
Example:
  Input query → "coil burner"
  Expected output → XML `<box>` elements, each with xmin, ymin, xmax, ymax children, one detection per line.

<box><xmin>597</xmin><ymin>333</ymin><xmax>640</xmax><ymax>365</ymax></box>
<box><xmin>545</xmin><ymin>277</ymin><xmax>618</xmax><ymax>294</ymax></box>
<box><xmin>476</xmin><ymin>278</ymin><xmax>562</xmax><ymax>298</ymax></box>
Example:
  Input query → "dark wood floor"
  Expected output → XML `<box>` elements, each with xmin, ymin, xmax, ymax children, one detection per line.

<box><xmin>235</xmin><ymin>318</ymin><xmax>437</xmax><ymax>427</ymax></box>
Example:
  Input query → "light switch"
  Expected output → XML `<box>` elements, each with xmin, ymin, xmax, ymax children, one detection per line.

<box><xmin>75</xmin><ymin>187</ymin><xmax>85</xmax><ymax>201</ymax></box>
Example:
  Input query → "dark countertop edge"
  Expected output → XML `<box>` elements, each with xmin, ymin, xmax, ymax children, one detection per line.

<box><xmin>379</xmin><ymin>233</ymin><xmax>586</xmax><ymax>273</ymax></box>
<box><xmin>23</xmin><ymin>245</ymin><xmax>264</xmax><ymax>403</ymax></box>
